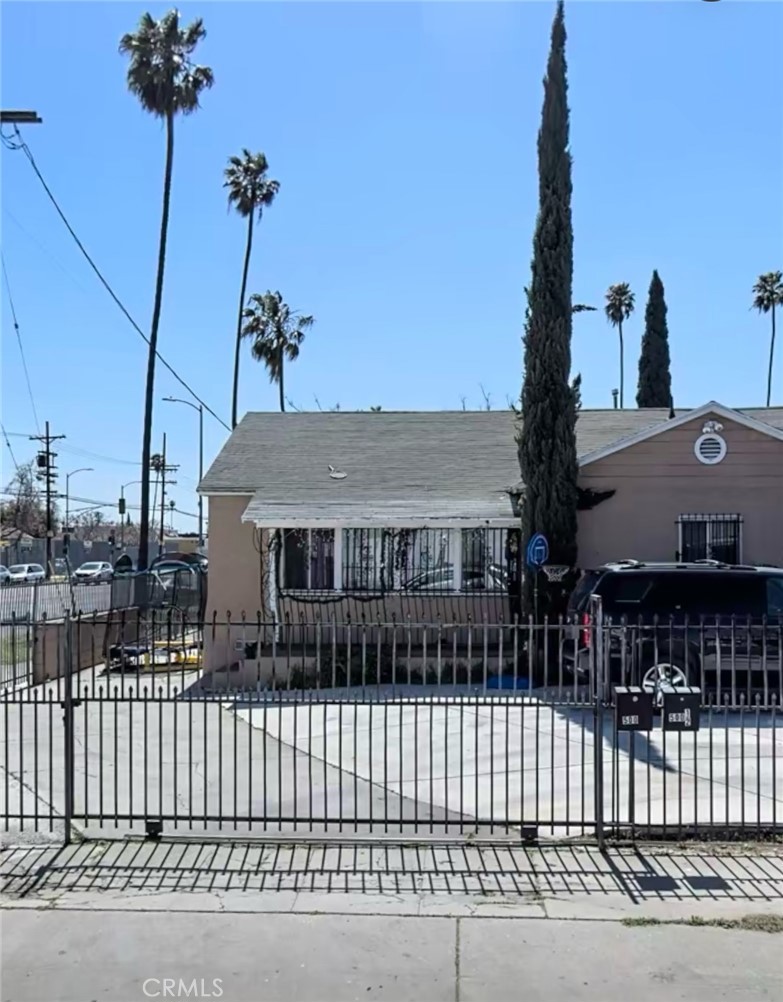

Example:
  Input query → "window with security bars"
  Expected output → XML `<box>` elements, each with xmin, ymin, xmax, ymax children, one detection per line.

<box><xmin>340</xmin><ymin>528</ymin><xmax>514</xmax><ymax>593</ymax></box>
<box><xmin>279</xmin><ymin>527</ymin><xmax>517</xmax><ymax>592</ymax></box>
<box><xmin>342</xmin><ymin>529</ymin><xmax>453</xmax><ymax>592</ymax></box>
<box><xmin>676</xmin><ymin>514</ymin><xmax>743</xmax><ymax>564</ymax></box>
<box><xmin>461</xmin><ymin>528</ymin><xmax>516</xmax><ymax>591</ymax></box>
<box><xmin>281</xmin><ymin>529</ymin><xmax>335</xmax><ymax>589</ymax></box>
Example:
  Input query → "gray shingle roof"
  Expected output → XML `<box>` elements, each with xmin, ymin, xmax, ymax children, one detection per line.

<box><xmin>199</xmin><ymin>407</ymin><xmax>783</xmax><ymax>520</ymax></box>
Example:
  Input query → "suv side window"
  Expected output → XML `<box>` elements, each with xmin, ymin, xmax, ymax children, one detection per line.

<box><xmin>598</xmin><ymin>573</ymin><xmax>655</xmax><ymax>617</ymax></box>
<box><xmin>766</xmin><ymin>577</ymin><xmax>783</xmax><ymax>618</ymax></box>
<box><xmin>647</xmin><ymin>572</ymin><xmax>765</xmax><ymax>619</ymax></box>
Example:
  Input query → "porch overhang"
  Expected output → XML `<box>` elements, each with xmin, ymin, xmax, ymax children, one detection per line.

<box><xmin>240</xmin><ymin>492</ymin><xmax>520</xmax><ymax>529</ymax></box>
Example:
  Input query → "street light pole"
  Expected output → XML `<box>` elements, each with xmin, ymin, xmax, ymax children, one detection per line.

<box><xmin>163</xmin><ymin>396</ymin><xmax>205</xmax><ymax>549</ymax></box>
<box><xmin>64</xmin><ymin>467</ymin><xmax>93</xmax><ymax>552</ymax></box>
<box><xmin>119</xmin><ymin>480</ymin><xmax>143</xmax><ymax>550</ymax></box>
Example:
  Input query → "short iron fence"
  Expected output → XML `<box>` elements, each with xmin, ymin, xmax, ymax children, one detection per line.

<box><xmin>0</xmin><ymin>580</ymin><xmax>112</xmax><ymax>624</ymax></box>
<box><xmin>1</xmin><ymin>610</ymin><xmax>781</xmax><ymax>844</ymax></box>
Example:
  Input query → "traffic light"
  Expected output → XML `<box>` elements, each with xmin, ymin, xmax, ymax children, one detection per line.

<box><xmin>118</xmin><ymin>497</ymin><xmax>126</xmax><ymax>515</ymax></box>
<box><xmin>37</xmin><ymin>452</ymin><xmax>48</xmax><ymax>469</ymax></box>
<box><xmin>108</xmin><ymin>533</ymin><xmax>116</xmax><ymax>547</ymax></box>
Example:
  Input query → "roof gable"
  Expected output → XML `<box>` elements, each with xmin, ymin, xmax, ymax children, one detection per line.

<box><xmin>578</xmin><ymin>401</ymin><xmax>783</xmax><ymax>467</ymax></box>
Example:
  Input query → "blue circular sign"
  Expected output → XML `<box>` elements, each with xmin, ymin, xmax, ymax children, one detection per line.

<box><xmin>525</xmin><ymin>532</ymin><xmax>549</xmax><ymax>568</ymax></box>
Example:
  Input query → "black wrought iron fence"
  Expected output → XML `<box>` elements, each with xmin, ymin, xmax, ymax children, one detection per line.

<box><xmin>1</xmin><ymin>611</ymin><xmax>781</xmax><ymax>846</ymax></box>
<box><xmin>1</xmin><ymin>668</ymin><xmax>779</xmax><ymax>843</ymax></box>
<box><xmin>109</xmin><ymin>567</ymin><xmax>206</xmax><ymax>621</ymax></box>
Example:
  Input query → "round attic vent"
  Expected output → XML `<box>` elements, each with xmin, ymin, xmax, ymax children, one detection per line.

<box><xmin>694</xmin><ymin>433</ymin><xmax>727</xmax><ymax>465</ymax></box>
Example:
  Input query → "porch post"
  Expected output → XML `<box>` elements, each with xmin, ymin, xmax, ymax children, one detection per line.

<box><xmin>452</xmin><ymin>528</ymin><xmax>462</xmax><ymax>592</ymax></box>
<box><xmin>333</xmin><ymin>527</ymin><xmax>343</xmax><ymax>591</ymax></box>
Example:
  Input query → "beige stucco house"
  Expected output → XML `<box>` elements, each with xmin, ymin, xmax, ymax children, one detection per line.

<box><xmin>198</xmin><ymin>401</ymin><xmax>783</xmax><ymax>673</ymax></box>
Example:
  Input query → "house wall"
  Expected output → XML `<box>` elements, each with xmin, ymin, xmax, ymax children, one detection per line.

<box><xmin>202</xmin><ymin>494</ymin><xmax>518</xmax><ymax>672</ymax></box>
<box><xmin>577</xmin><ymin>414</ymin><xmax>783</xmax><ymax>568</ymax></box>
<box><xmin>203</xmin><ymin>495</ymin><xmax>263</xmax><ymax>672</ymax></box>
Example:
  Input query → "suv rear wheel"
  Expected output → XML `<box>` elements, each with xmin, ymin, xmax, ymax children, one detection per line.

<box><xmin>638</xmin><ymin>641</ymin><xmax>697</xmax><ymax>706</ymax></box>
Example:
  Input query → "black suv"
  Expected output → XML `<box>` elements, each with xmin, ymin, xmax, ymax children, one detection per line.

<box><xmin>567</xmin><ymin>560</ymin><xmax>783</xmax><ymax>700</ymax></box>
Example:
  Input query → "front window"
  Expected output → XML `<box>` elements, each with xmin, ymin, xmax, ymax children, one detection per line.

<box><xmin>276</xmin><ymin>527</ymin><xmax>517</xmax><ymax>593</ymax></box>
<box><xmin>281</xmin><ymin>529</ymin><xmax>334</xmax><ymax>590</ymax></box>
<box><xmin>342</xmin><ymin>529</ymin><xmax>387</xmax><ymax>590</ymax></box>
<box><xmin>80</xmin><ymin>563</ymin><xmax>101</xmax><ymax>571</ymax></box>
<box><xmin>461</xmin><ymin>528</ymin><xmax>511</xmax><ymax>591</ymax></box>
<box><xmin>9</xmin><ymin>566</ymin><xmax>25</xmax><ymax>574</ymax></box>
<box><xmin>677</xmin><ymin>514</ymin><xmax>743</xmax><ymax>563</ymax></box>
<box><xmin>341</xmin><ymin>529</ymin><xmax>453</xmax><ymax>592</ymax></box>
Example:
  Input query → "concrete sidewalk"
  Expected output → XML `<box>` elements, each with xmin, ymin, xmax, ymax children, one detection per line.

<box><xmin>2</xmin><ymin>840</ymin><xmax>783</xmax><ymax>1001</ymax></box>
<box><xmin>4</xmin><ymin>907</ymin><xmax>783</xmax><ymax>1002</ymax></box>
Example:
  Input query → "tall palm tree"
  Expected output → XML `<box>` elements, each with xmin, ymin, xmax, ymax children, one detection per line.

<box><xmin>752</xmin><ymin>271</ymin><xmax>783</xmax><ymax>406</ymax></box>
<box><xmin>241</xmin><ymin>291</ymin><xmax>314</xmax><ymax>412</ymax></box>
<box><xmin>604</xmin><ymin>283</ymin><xmax>635</xmax><ymax>408</ymax></box>
<box><xmin>119</xmin><ymin>10</ymin><xmax>213</xmax><ymax>574</ymax></box>
<box><xmin>225</xmin><ymin>150</ymin><xmax>280</xmax><ymax>429</ymax></box>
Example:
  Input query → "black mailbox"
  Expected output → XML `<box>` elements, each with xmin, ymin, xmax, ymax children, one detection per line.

<box><xmin>662</xmin><ymin>688</ymin><xmax>701</xmax><ymax>731</ymax></box>
<box><xmin>614</xmin><ymin>686</ymin><xmax>654</xmax><ymax>731</ymax></box>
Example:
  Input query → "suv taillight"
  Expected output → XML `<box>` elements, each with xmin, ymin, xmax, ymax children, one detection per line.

<box><xmin>580</xmin><ymin>612</ymin><xmax>591</xmax><ymax>648</ymax></box>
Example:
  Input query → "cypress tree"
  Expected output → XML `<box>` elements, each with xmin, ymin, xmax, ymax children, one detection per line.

<box><xmin>516</xmin><ymin>1</ymin><xmax>579</xmax><ymax>618</ymax></box>
<box><xmin>636</xmin><ymin>270</ymin><xmax>672</xmax><ymax>408</ymax></box>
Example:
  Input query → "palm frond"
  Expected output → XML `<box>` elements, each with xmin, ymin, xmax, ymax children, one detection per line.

<box><xmin>241</xmin><ymin>290</ymin><xmax>314</xmax><ymax>387</ymax></box>
<box><xmin>604</xmin><ymin>282</ymin><xmax>635</xmax><ymax>326</ymax></box>
<box><xmin>752</xmin><ymin>271</ymin><xmax>783</xmax><ymax>313</ymax></box>
<box><xmin>119</xmin><ymin>9</ymin><xmax>213</xmax><ymax>119</ymax></box>
<box><xmin>224</xmin><ymin>149</ymin><xmax>279</xmax><ymax>217</ymax></box>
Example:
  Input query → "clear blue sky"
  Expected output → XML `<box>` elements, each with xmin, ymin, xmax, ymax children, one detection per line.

<box><xmin>2</xmin><ymin>1</ymin><xmax>781</xmax><ymax>529</ymax></box>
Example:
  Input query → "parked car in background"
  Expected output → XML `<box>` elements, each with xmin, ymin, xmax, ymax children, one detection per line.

<box><xmin>7</xmin><ymin>563</ymin><xmax>46</xmax><ymax>584</ymax></box>
<box><xmin>72</xmin><ymin>561</ymin><xmax>113</xmax><ymax>585</ymax></box>
<box><xmin>567</xmin><ymin>560</ymin><xmax>783</xmax><ymax>700</ymax></box>
<box><xmin>0</xmin><ymin>566</ymin><xmax>11</xmax><ymax>587</ymax></box>
<box><xmin>402</xmin><ymin>562</ymin><xmax>509</xmax><ymax>592</ymax></box>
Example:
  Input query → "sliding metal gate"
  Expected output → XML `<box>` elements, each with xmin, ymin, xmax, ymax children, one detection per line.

<box><xmin>1</xmin><ymin>610</ymin><xmax>781</xmax><ymax>843</ymax></box>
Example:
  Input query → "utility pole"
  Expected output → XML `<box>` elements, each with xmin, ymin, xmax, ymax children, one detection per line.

<box><xmin>151</xmin><ymin>434</ymin><xmax>178</xmax><ymax>559</ymax></box>
<box><xmin>30</xmin><ymin>421</ymin><xmax>65</xmax><ymax>578</ymax></box>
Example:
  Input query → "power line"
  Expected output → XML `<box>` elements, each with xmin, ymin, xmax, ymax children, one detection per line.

<box><xmin>0</xmin><ymin>424</ymin><xmax>19</xmax><ymax>471</ymax></box>
<box><xmin>1</xmin><ymin>252</ymin><xmax>40</xmax><ymax>433</ymax></box>
<box><xmin>4</xmin><ymin>432</ymin><xmax>198</xmax><ymax>482</ymax></box>
<box><xmin>2</xmin><ymin>126</ymin><xmax>231</xmax><ymax>433</ymax></box>
<box><xmin>3</xmin><ymin>206</ymin><xmax>90</xmax><ymax>294</ymax></box>
<box><xmin>0</xmin><ymin>488</ymin><xmax>199</xmax><ymax>522</ymax></box>
<box><xmin>57</xmin><ymin>444</ymin><xmax>141</xmax><ymax>467</ymax></box>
